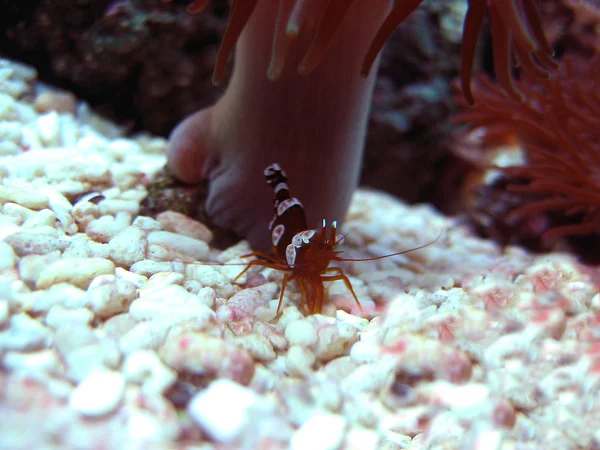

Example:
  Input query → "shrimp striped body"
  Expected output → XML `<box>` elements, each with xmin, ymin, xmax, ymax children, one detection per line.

<box><xmin>235</xmin><ymin>163</ymin><xmax>357</xmax><ymax>315</ymax></box>
<box><xmin>234</xmin><ymin>163</ymin><xmax>437</xmax><ymax>315</ymax></box>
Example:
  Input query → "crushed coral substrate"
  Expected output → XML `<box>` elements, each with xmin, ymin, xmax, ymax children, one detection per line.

<box><xmin>0</xmin><ymin>58</ymin><xmax>599</xmax><ymax>450</ymax></box>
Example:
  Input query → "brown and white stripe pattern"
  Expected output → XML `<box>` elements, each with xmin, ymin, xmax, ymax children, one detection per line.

<box><xmin>264</xmin><ymin>163</ymin><xmax>311</xmax><ymax>260</ymax></box>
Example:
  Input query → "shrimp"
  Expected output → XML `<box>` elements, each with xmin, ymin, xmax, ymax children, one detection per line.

<box><xmin>233</xmin><ymin>163</ymin><xmax>438</xmax><ymax>315</ymax></box>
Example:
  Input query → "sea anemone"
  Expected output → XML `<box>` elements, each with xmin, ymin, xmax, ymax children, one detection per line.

<box><xmin>455</xmin><ymin>54</ymin><xmax>600</xmax><ymax>239</ymax></box>
<box><xmin>163</xmin><ymin>0</ymin><xmax>554</xmax><ymax>250</ymax></box>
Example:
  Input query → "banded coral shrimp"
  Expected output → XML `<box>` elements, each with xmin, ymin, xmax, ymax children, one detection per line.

<box><xmin>186</xmin><ymin>163</ymin><xmax>441</xmax><ymax>316</ymax></box>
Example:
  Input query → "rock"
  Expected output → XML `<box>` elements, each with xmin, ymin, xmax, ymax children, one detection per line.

<box><xmin>131</xmin><ymin>215</ymin><xmax>162</xmax><ymax>232</ymax></box>
<box><xmin>344</xmin><ymin>427</ymin><xmax>381</xmax><ymax>450</ymax></box>
<box><xmin>0</xmin><ymin>185</ymin><xmax>48</xmax><ymax>209</ymax></box>
<box><xmin>34</xmin><ymin>90</ymin><xmax>77</xmax><ymax>114</ymax></box>
<box><xmin>187</xmin><ymin>379</ymin><xmax>260</xmax><ymax>442</ymax></box>
<box><xmin>216</xmin><ymin>283</ymin><xmax>278</xmax><ymax>322</ymax></box>
<box><xmin>36</xmin><ymin>111</ymin><xmax>61</xmax><ymax>146</ymax></box>
<box><xmin>156</xmin><ymin>211</ymin><xmax>213</xmax><ymax>242</ymax></box>
<box><xmin>123</xmin><ymin>350</ymin><xmax>177</xmax><ymax>395</ymax></box>
<box><xmin>69</xmin><ymin>369</ymin><xmax>125</xmax><ymax>417</ymax></box>
<box><xmin>4</xmin><ymin>231</ymin><xmax>69</xmax><ymax>256</ymax></box>
<box><xmin>148</xmin><ymin>230</ymin><xmax>209</xmax><ymax>260</ymax></box>
<box><xmin>2</xmin><ymin>349</ymin><xmax>60</xmax><ymax>373</ymax></box>
<box><xmin>0</xmin><ymin>300</ymin><xmax>8</xmax><ymax>326</ymax></box>
<box><xmin>17</xmin><ymin>251</ymin><xmax>62</xmax><ymax>285</ymax></box>
<box><xmin>314</xmin><ymin>321</ymin><xmax>359</xmax><ymax>361</ymax></box>
<box><xmin>108</xmin><ymin>226</ymin><xmax>148</xmax><ymax>267</ymax></box>
<box><xmin>129</xmin><ymin>284</ymin><xmax>215</xmax><ymax>327</ymax></box>
<box><xmin>336</xmin><ymin>310</ymin><xmax>369</xmax><ymax>330</ymax></box>
<box><xmin>98</xmin><ymin>199</ymin><xmax>140</xmax><ymax>216</ymax></box>
<box><xmin>130</xmin><ymin>259</ymin><xmax>173</xmax><ymax>277</ymax></box>
<box><xmin>142</xmin><ymin>271</ymin><xmax>184</xmax><ymax>293</ymax></box>
<box><xmin>159</xmin><ymin>331</ymin><xmax>255</xmax><ymax>385</ymax></box>
<box><xmin>0</xmin><ymin>313</ymin><xmax>52</xmax><ymax>351</ymax></box>
<box><xmin>186</xmin><ymin>264</ymin><xmax>238</xmax><ymax>298</ymax></box>
<box><xmin>285</xmin><ymin>319</ymin><xmax>318</xmax><ymax>348</ymax></box>
<box><xmin>286</xmin><ymin>345</ymin><xmax>316</xmax><ymax>377</ymax></box>
<box><xmin>24</xmin><ymin>283</ymin><xmax>89</xmax><ymax>312</ymax></box>
<box><xmin>291</xmin><ymin>412</ymin><xmax>346</xmax><ymax>450</ymax></box>
<box><xmin>87</xmin><ymin>275</ymin><xmax>137</xmax><ymax>318</ymax></box>
<box><xmin>36</xmin><ymin>257</ymin><xmax>115</xmax><ymax>289</ymax></box>
<box><xmin>45</xmin><ymin>306</ymin><xmax>94</xmax><ymax>328</ymax></box>
<box><xmin>119</xmin><ymin>320</ymin><xmax>172</xmax><ymax>354</ymax></box>
<box><xmin>86</xmin><ymin>213</ymin><xmax>132</xmax><ymax>243</ymax></box>
<box><xmin>0</xmin><ymin>241</ymin><xmax>16</xmax><ymax>271</ymax></box>
<box><xmin>231</xmin><ymin>333</ymin><xmax>277</xmax><ymax>361</ymax></box>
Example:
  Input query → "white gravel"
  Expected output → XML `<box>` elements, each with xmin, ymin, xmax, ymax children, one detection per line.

<box><xmin>69</xmin><ymin>369</ymin><xmax>125</xmax><ymax>417</ymax></box>
<box><xmin>1</xmin><ymin>58</ymin><xmax>600</xmax><ymax>449</ymax></box>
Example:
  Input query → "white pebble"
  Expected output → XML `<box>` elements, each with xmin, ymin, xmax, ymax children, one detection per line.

<box><xmin>183</xmin><ymin>279</ymin><xmax>201</xmax><ymax>294</ymax></box>
<box><xmin>0</xmin><ymin>241</ymin><xmax>16</xmax><ymax>271</ymax></box>
<box><xmin>45</xmin><ymin>306</ymin><xmax>94</xmax><ymax>328</ymax></box>
<box><xmin>123</xmin><ymin>350</ymin><xmax>177</xmax><ymax>395</ymax></box>
<box><xmin>144</xmin><ymin>271</ymin><xmax>184</xmax><ymax>291</ymax></box>
<box><xmin>336</xmin><ymin>310</ymin><xmax>369</xmax><ymax>330</ymax></box>
<box><xmin>0</xmin><ymin>140</ymin><xmax>20</xmax><ymax>155</ymax></box>
<box><xmin>62</xmin><ymin>341</ymin><xmax>121</xmax><ymax>382</ymax></box>
<box><xmin>120</xmin><ymin>188</ymin><xmax>147</xmax><ymax>203</ymax></box>
<box><xmin>0</xmin><ymin>300</ymin><xmax>8</xmax><ymax>325</ymax></box>
<box><xmin>344</xmin><ymin>427</ymin><xmax>381</xmax><ymax>450</ymax></box>
<box><xmin>86</xmin><ymin>213</ymin><xmax>132</xmax><ymax>243</ymax></box>
<box><xmin>349</xmin><ymin>338</ymin><xmax>381</xmax><ymax>364</ymax></box>
<box><xmin>127</xmin><ymin>410</ymin><xmax>172</xmax><ymax>443</ymax></box>
<box><xmin>285</xmin><ymin>319</ymin><xmax>318</xmax><ymax>347</ymax></box>
<box><xmin>70</xmin><ymin>369</ymin><xmax>125</xmax><ymax>417</ymax></box>
<box><xmin>0</xmin><ymin>120</ymin><xmax>21</xmax><ymax>143</ymax></box>
<box><xmin>130</xmin><ymin>259</ymin><xmax>174</xmax><ymax>277</ymax></box>
<box><xmin>0</xmin><ymin>313</ymin><xmax>52</xmax><ymax>351</ymax></box>
<box><xmin>314</xmin><ymin>322</ymin><xmax>358</xmax><ymax>361</ymax></box>
<box><xmin>188</xmin><ymin>379</ymin><xmax>260</xmax><ymax>443</ymax></box>
<box><xmin>131</xmin><ymin>215</ymin><xmax>161</xmax><ymax>232</ymax></box>
<box><xmin>72</xmin><ymin>199</ymin><xmax>100</xmax><ymax>229</ymax></box>
<box><xmin>36</xmin><ymin>257</ymin><xmax>115</xmax><ymax>289</ymax></box>
<box><xmin>108</xmin><ymin>138</ymin><xmax>142</xmax><ymax>157</ymax></box>
<box><xmin>0</xmin><ymin>185</ymin><xmax>48</xmax><ymax>209</ymax></box>
<box><xmin>148</xmin><ymin>230</ymin><xmax>209</xmax><ymax>260</ymax></box>
<box><xmin>37</xmin><ymin>111</ymin><xmax>61</xmax><ymax>146</ymax></box>
<box><xmin>2</xmin><ymin>202</ymin><xmax>35</xmax><ymax>223</ymax></box>
<box><xmin>286</xmin><ymin>345</ymin><xmax>316</xmax><ymax>377</ymax></box>
<box><xmin>108</xmin><ymin>226</ymin><xmax>148</xmax><ymax>267</ymax></box>
<box><xmin>53</xmin><ymin>323</ymin><xmax>96</xmax><ymax>354</ymax></box>
<box><xmin>0</xmin><ymin>92</ymin><xmax>19</xmax><ymax>120</ymax></box>
<box><xmin>62</xmin><ymin>234</ymin><xmax>109</xmax><ymax>259</ymax></box>
<box><xmin>115</xmin><ymin>267</ymin><xmax>148</xmax><ymax>288</ymax></box>
<box><xmin>17</xmin><ymin>251</ymin><xmax>62</xmax><ymax>285</ymax></box>
<box><xmin>291</xmin><ymin>412</ymin><xmax>346</xmax><ymax>450</ymax></box>
<box><xmin>130</xmin><ymin>284</ymin><xmax>215</xmax><ymax>326</ymax></box>
<box><xmin>2</xmin><ymin>349</ymin><xmax>59</xmax><ymax>373</ymax></box>
<box><xmin>22</xmin><ymin>208</ymin><xmax>57</xmax><ymax>228</ymax></box>
<box><xmin>38</xmin><ymin>186</ymin><xmax>76</xmax><ymax>234</ymax></box>
<box><xmin>99</xmin><ymin>199</ymin><xmax>140</xmax><ymax>216</ymax></box>
<box><xmin>186</xmin><ymin>264</ymin><xmax>237</xmax><ymax>298</ymax></box>
<box><xmin>156</xmin><ymin>210</ymin><xmax>213</xmax><ymax>242</ymax></box>
<box><xmin>4</xmin><ymin>231</ymin><xmax>69</xmax><ymax>256</ymax></box>
<box><xmin>119</xmin><ymin>320</ymin><xmax>172</xmax><ymax>354</ymax></box>
<box><xmin>87</xmin><ymin>275</ymin><xmax>137</xmax><ymax>318</ymax></box>
<box><xmin>231</xmin><ymin>333</ymin><xmax>276</xmax><ymax>361</ymax></box>
<box><xmin>591</xmin><ymin>293</ymin><xmax>600</xmax><ymax>312</ymax></box>
<box><xmin>25</xmin><ymin>283</ymin><xmax>89</xmax><ymax>312</ymax></box>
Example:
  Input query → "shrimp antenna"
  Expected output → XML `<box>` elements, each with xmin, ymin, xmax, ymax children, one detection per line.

<box><xmin>332</xmin><ymin>229</ymin><xmax>444</xmax><ymax>263</ymax></box>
